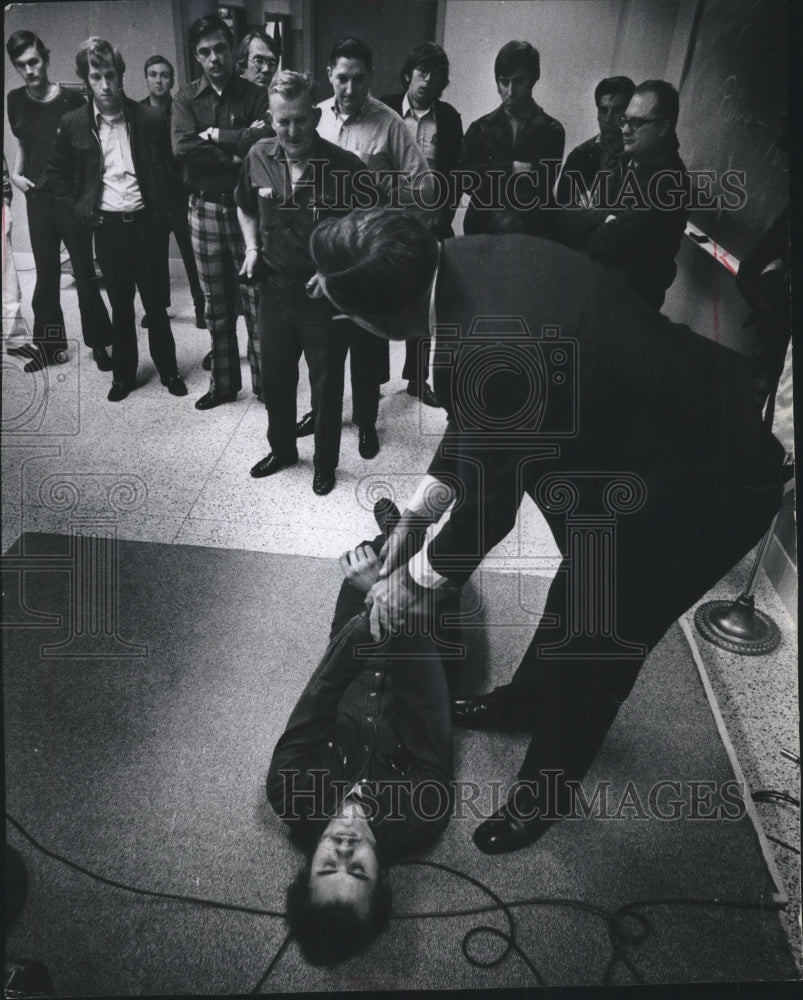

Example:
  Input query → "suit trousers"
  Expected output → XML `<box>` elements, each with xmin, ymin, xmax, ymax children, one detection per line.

<box><xmin>259</xmin><ymin>276</ymin><xmax>349</xmax><ymax>473</ymax></box>
<box><xmin>25</xmin><ymin>190</ymin><xmax>112</xmax><ymax>354</ymax></box>
<box><xmin>93</xmin><ymin>211</ymin><xmax>178</xmax><ymax>385</ymax></box>
<box><xmin>189</xmin><ymin>195</ymin><xmax>260</xmax><ymax>398</ymax></box>
<box><xmin>155</xmin><ymin>191</ymin><xmax>204</xmax><ymax>310</ymax></box>
<box><xmin>348</xmin><ymin>322</ymin><xmax>385</xmax><ymax>429</ymax></box>
<box><xmin>494</xmin><ymin>470</ymin><xmax>782</xmax><ymax>809</ymax></box>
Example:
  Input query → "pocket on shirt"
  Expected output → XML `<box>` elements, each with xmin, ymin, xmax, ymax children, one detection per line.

<box><xmin>258</xmin><ymin>192</ymin><xmax>281</xmax><ymax>233</ymax></box>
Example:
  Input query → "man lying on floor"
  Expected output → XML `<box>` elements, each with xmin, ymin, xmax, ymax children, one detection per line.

<box><xmin>306</xmin><ymin>207</ymin><xmax>787</xmax><ymax>857</ymax></box>
<box><xmin>266</xmin><ymin>500</ymin><xmax>455</xmax><ymax>966</ymax></box>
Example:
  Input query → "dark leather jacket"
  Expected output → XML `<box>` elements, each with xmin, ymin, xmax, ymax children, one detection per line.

<box><xmin>47</xmin><ymin>95</ymin><xmax>173</xmax><ymax>226</ymax></box>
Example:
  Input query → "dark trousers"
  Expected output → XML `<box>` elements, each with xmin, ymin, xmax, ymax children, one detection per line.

<box><xmin>156</xmin><ymin>192</ymin><xmax>204</xmax><ymax>309</ymax></box>
<box><xmin>348</xmin><ymin>323</ymin><xmax>385</xmax><ymax>428</ymax></box>
<box><xmin>495</xmin><ymin>472</ymin><xmax>783</xmax><ymax>806</ymax></box>
<box><xmin>93</xmin><ymin>211</ymin><xmax>178</xmax><ymax>385</ymax></box>
<box><xmin>403</xmin><ymin>336</ymin><xmax>432</xmax><ymax>385</ymax></box>
<box><xmin>260</xmin><ymin>277</ymin><xmax>349</xmax><ymax>472</ymax></box>
<box><xmin>25</xmin><ymin>190</ymin><xmax>112</xmax><ymax>353</ymax></box>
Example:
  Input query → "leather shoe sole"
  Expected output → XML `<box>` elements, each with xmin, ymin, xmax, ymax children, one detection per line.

<box><xmin>312</xmin><ymin>471</ymin><xmax>336</xmax><ymax>495</ymax></box>
<box><xmin>250</xmin><ymin>453</ymin><xmax>298</xmax><ymax>478</ymax></box>
<box><xmin>358</xmin><ymin>425</ymin><xmax>380</xmax><ymax>459</ymax></box>
<box><xmin>296</xmin><ymin>411</ymin><xmax>315</xmax><ymax>437</ymax></box>
<box><xmin>373</xmin><ymin>498</ymin><xmax>400</xmax><ymax>535</ymax></box>
<box><xmin>195</xmin><ymin>390</ymin><xmax>237</xmax><ymax>410</ymax></box>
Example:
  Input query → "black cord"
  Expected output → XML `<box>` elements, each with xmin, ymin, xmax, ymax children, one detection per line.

<box><xmin>5</xmin><ymin>812</ymin><xmax>792</xmax><ymax>990</ymax></box>
<box><xmin>250</xmin><ymin>930</ymin><xmax>294</xmax><ymax>994</ymax></box>
<box><xmin>5</xmin><ymin>812</ymin><xmax>284</xmax><ymax>918</ymax></box>
<box><xmin>392</xmin><ymin>858</ymin><xmax>545</xmax><ymax>984</ymax></box>
<box><xmin>753</xmin><ymin>789</ymin><xmax>800</xmax><ymax>807</ymax></box>
<box><xmin>764</xmin><ymin>833</ymin><xmax>801</xmax><ymax>855</ymax></box>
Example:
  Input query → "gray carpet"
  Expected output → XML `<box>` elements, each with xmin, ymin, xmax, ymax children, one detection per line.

<box><xmin>2</xmin><ymin>533</ymin><xmax>796</xmax><ymax>993</ymax></box>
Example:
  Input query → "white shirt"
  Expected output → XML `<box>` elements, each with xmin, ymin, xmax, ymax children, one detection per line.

<box><xmin>401</xmin><ymin>94</ymin><xmax>437</xmax><ymax>168</ymax></box>
<box><xmin>94</xmin><ymin>103</ymin><xmax>144</xmax><ymax>212</ymax></box>
<box><xmin>315</xmin><ymin>93</ymin><xmax>432</xmax><ymax>213</ymax></box>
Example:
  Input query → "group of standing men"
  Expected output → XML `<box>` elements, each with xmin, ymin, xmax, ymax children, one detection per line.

<box><xmin>5</xmin><ymin>17</ymin><xmax>689</xmax><ymax>495</ymax></box>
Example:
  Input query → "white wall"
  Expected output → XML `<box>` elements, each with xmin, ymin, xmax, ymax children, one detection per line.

<box><xmin>5</xmin><ymin>0</ymin><xmax>180</xmax><ymax>255</ymax></box>
<box><xmin>442</xmin><ymin>0</ymin><xmax>690</xmax><ymax>161</ymax></box>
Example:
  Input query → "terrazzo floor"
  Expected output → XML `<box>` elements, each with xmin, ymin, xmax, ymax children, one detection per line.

<box><xmin>2</xmin><ymin>261</ymin><xmax>800</xmax><ymax>976</ymax></box>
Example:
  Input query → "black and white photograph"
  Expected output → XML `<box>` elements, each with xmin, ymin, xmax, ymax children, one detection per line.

<box><xmin>2</xmin><ymin>0</ymin><xmax>799</xmax><ymax>993</ymax></box>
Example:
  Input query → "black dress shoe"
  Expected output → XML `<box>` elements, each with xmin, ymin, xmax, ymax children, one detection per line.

<box><xmin>451</xmin><ymin>689</ymin><xmax>515</xmax><ymax>730</ymax></box>
<box><xmin>296</xmin><ymin>411</ymin><xmax>315</xmax><ymax>437</ymax></box>
<box><xmin>7</xmin><ymin>343</ymin><xmax>36</xmax><ymax>358</ymax></box>
<box><xmin>162</xmin><ymin>374</ymin><xmax>188</xmax><ymax>397</ymax></box>
<box><xmin>23</xmin><ymin>347</ymin><xmax>68</xmax><ymax>373</ymax></box>
<box><xmin>250</xmin><ymin>452</ymin><xmax>298</xmax><ymax>478</ymax></box>
<box><xmin>473</xmin><ymin>804</ymin><xmax>556</xmax><ymax>855</ymax></box>
<box><xmin>407</xmin><ymin>381</ymin><xmax>441</xmax><ymax>408</ymax></box>
<box><xmin>107</xmin><ymin>380</ymin><xmax>134</xmax><ymax>402</ymax></box>
<box><xmin>195</xmin><ymin>390</ymin><xmax>237</xmax><ymax>410</ymax></box>
<box><xmin>92</xmin><ymin>346</ymin><xmax>113</xmax><ymax>371</ymax></box>
<box><xmin>201</xmin><ymin>351</ymin><xmax>213</xmax><ymax>371</ymax></box>
<box><xmin>373</xmin><ymin>497</ymin><xmax>401</xmax><ymax>535</ymax></box>
<box><xmin>312</xmin><ymin>470</ymin><xmax>336</xmax><ymax>495</ymax></box>
<box><xmin>194</xmin><ymin>302</ymin><xmax>207</xmax><ymax>329</ymax></box>
<box><xmin>358</xmin><ymin>425</ymin><xmax>380</xmax><ymax>459</ymax></box>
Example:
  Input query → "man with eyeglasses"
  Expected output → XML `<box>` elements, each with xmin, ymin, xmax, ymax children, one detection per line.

<box><xmin>236</xmin><ymin>29</ymin><xmax>279</xmax><ymax>90</ymax></box>
<box><xmin>556</xmin><ymin>76</ymin><xmax>634</xmax><ymax>207</ymax></box>
<box><xmin>558</xmin><ymin>79</ymin><xmax>689</xmax><ymax>310</ymax></box>
<box><xmin>172</xmin><ymin>13</ymin><xmax>272</xmax><ymax>409</ymax></box>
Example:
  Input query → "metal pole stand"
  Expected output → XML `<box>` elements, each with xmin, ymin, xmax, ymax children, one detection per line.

<box><xmin>694</xmin><ymin>514</ymin><xmax>782</xmax><ymax>655</ymax></box>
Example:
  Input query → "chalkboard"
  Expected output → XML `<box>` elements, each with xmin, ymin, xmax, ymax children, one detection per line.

<box><xmin>678</xmin><ymin>0</ymin><xmax>788</xmax><ymax>259</ymax></box>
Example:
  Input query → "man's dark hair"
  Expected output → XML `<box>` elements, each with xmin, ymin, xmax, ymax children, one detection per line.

<box><xmin>494</xmin><ymin>40</ymin><xmax>540</xmax><ymax>84</ymax></box>
<box><xmin>285</xmin><ymin>864</ymin><xmax>392</xmax><ymax>966</ymax></box>
<box><xmin>634</xmin><ymin>79</ymin><xmax>679</xmax><ymax>128</ymax></box>
<box><xmin>235</xmin><ymin>29</ymin><xmax>280</xmax><ymax>74</ymax></box>
<box><xmin>75</xmin><ymin>37</ymin><xmax>125</xmax><ymax>84</ymax></box>
<box><xmin>594</xmin><ymin>75</ymin><xmax>635</xmax><ymax>108</ymax></box>
<box><xmin>143</xmin><ymin>54</ymin><xmax>174</xmax><ymax>83</ymax></box>
<box><xmin>188</xmin><ymin>13</ymin><xmax>234</xmax><ymax>52</ymax></box>
<box><xmin>7</xmin><ymin>30</ymin><xmax>49</xmax><ymax>63</ymax></box>
<box><xmin>400</xmin><ymin>42</ymin><xmax>450</xmax><ymax>93</ymax></box>
<box><xmin>310</xmin><ymin>209</ymin><xmax>439</xmax><ymax>328</ymax></box>
<box><xmin>328</xmin><ymin>37</ymin><xmax>373</xmax><ymax>73</ymax></box>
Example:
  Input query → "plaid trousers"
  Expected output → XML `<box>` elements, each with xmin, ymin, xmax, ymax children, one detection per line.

<box><xmin>189</xmin><ymin>195</ymin><xmax>260</xmax><ymax>398</ymax></box>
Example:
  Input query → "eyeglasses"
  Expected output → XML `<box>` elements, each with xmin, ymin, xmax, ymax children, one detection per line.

<box><xmin>618</xmin><ymin>114</ymin><xmax>661</xmax><ymax>131</ymax></box>
<box><xmin>250</xmin><ymin>55</ymin><xmax>278</xmax><ymax>70</ymax></box>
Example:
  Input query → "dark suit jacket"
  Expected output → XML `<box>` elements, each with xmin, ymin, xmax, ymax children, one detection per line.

<box><xmin>380</xmin><ymin>92</ymin><xmax>463</xmax><ymax>238</ymax></box>
<box><xmin>426</xmin><ymin>235</ymin><xmax>784</xmax><ymax>589</ymax></box>
<box><xmin>48</xmin><ymin>96</ymin><xmax>173</xmax><ymax>226</ymax></box>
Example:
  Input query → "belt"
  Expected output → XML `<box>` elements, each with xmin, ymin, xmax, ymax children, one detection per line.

<box><xmin>100</xmin><ymin>209</ymin><xmax>144</xmax><ymax>223</ymax></box>
<box><xmin>192</xmin><ymin>190</ymin><xmax>236</xmax><ymax>207</ymax></box>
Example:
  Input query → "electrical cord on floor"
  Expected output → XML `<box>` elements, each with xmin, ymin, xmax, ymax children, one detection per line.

<box><xmin>751</xmin><ymin>789</ymin><xmax>801</xmax><ymax>854</ymax></box>
<box><xmin>5</xmin><ymin>811</ymin><xmax>790</xmax><ymax>992</ymax></box>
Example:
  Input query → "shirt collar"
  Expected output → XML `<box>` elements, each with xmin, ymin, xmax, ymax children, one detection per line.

<box><xmin>331</xmin><ymin>95</ymin><xmax>371</xmax><ymax>123</ymax></box>
<box><xmin>195</xmin><ymin>73</ymin><xmax>240</xmax><ymax>99</ymax></box>
<box><xmin>402</xmin><ymin>93</ymin><xmax>433</xmax><ymax>120</ymax></box>
<box><xmin>94</xmin><ymin>100</ymin><xmax>125</xmax><ymax>126</ymax></box>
